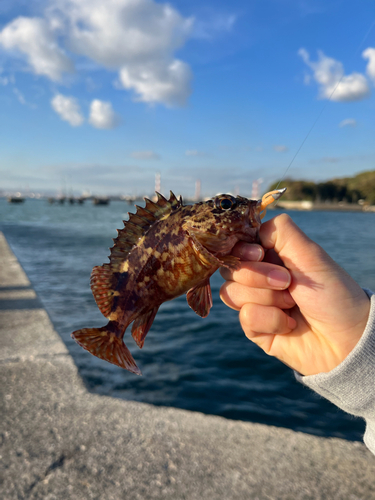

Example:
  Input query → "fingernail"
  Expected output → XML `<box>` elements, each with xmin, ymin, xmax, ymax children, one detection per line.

<box><xmin>287</xmin><ymin>316</ymin><xmax>297</xmax><ymax>330</ymax></box>
<box><xmin>241</xmin><ymin>245</ymin><xmax>263</xmax><ymax>262</ymax></box>
<box><xmin>267</xmin><ymin>268</ymin><xmax>291</xmax><ymax>288</ymax></box>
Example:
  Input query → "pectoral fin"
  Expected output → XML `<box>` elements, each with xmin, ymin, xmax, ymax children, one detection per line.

<box><xmin>187</xmin><ymin>228</ymin><xmax>228</xmax><ymax>254</ymax></box>
<box><xmin>186</xmin><ymin>226</ymin><xmax>241</xmax><ymax>271</ymax></box>
<box><xmin>90</xmin><ymin>264</ymin><xmax>115</xmax><ymax>318</ymax></box>
<box><xmin>186</xmin><ymin>278</ymin><xmax>213</xmax><ymax>318</ymax></box>
<box><xmin>219</xmin><ymin>255</ymin><xmax>241</xmax><ymax>271</ymax></box>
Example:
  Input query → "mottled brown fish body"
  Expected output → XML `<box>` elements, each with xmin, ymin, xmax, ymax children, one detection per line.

<box><xmin>72</xmin><ymin>188</ymin><xmax>286</xmax><ymax>375</ymax></box>
<box><xmin>108</xmin><ymin>224</ymin><xmax>216</xmax><ymax>332</ymax></box>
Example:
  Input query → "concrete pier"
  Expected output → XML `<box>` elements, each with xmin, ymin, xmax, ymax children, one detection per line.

<box><xmin>1</xmin><ymin>231</ymin><xmax>375</xmax><ymax>499</ymax></box>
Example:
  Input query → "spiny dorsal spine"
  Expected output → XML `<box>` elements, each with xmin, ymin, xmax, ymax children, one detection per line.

<box><xmin>108</xmin><ymin>191</ymin><xmax>182</xmax><ymax>270</ymax></box>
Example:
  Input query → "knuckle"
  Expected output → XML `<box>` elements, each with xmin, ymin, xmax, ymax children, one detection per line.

<box><xmin>266</xmin><ymin>308</ymin><xmax>280</xmax><ymax>333</ymax></box>
<box><xmin>240</xmin><ymin>304</ymin><xmax>288</xmax><ymax>335</ymax></box>
<box><xmin>275</xmin><ymin>213</ymin><xmax>292</xmax><ymax>229</ymax></box>
<box><xmin>239</xmin><ymin>302</ymin><xmax>256</xmax><ymax>325</ymax></box>
<box><xmin>220</xmin><ymin>284</ymin><xmax>238</xmax><ymax>308</ymax></box>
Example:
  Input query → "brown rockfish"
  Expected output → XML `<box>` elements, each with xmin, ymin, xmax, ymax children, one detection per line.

<box><xmin>72</xmin><ymin>188</ymin><xmax>286</xmax><ymax>375</ymax></box>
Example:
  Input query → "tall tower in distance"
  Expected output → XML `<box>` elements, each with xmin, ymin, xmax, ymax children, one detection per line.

<box><xmin>155</xmin><ymin>172</ymin><xmax>161</xmax><ymax>193</ymax></box>
<box><xmin>251</xmin><ymin>178</ymin><xmax>263</xmax><ymax>200</ymax></box>
<box><xmin>195</xmin><ymin>179</ymin><xmax>201</xmax><ymax>201</ymax></box>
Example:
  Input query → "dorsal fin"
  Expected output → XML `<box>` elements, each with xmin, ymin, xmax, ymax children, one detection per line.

<box><xmin>169</xmin><ymin>190</ymin><xmax>180</xmax><ymax>207</ymax></box>
<box><xmin>144</xmin><ymin>197</ymin><xmax>162</xmax><ymax>214</ymax></box>
<box><xmin>155</xmin><ymin>192</ymin><xmax>169</xmax><ymax>207</ymax></box>
<box><xmin>108</xmin><ymin>191</ymin><xmax>182</xmax><ymax>271</ymax></box>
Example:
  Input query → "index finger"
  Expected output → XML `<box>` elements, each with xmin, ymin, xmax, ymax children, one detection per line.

<box><xmin>220</xmin><ymin>261</ymin><xmax>292</xmax><ymax>290</ymax></box>
<box><xmin>230</xmin><ymin>242</ymin><xmax>264</xmax><ymax>262</ymax></box>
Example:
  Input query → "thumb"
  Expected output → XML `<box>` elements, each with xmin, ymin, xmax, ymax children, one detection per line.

<box><xmin>259</xmin><ymin>213</ymin><xmax>327</xmax><ymax>275</ymax></box>
<box><xmin>259</xmin><ymin>214</ymin><xmax>369</xmax><ymax>346</ymax></box>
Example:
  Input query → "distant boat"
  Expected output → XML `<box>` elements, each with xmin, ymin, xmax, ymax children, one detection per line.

<box><xmin>93</xmin><ymin>197</ymin><xmax>110</xmax><ymax>205</ymax></box>
<box><xmin>48</xmin><ymin>196</ymin><xmax>85</xmax><ymax>205</ymax></box>
<box><xmin>8</xmin><ymin>196</ymin><xmax>24</xmax><ymax>203</ymax></box>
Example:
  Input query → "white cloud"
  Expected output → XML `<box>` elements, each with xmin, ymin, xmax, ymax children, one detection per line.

<box><xmin>119</xmin><ymin>59</ymin><xmax>191</xmax><ymax>107</ymax></box>
<box><xmin>299</xmin><ymin>48</ymin><xmax>370</xmax><ymax>102</ymax></box>
<box><xmin>130</xmin><ymin>151</ymin><xmax>160</xmax><ymax>160</ymax></box>
<box><xmin>12</xmin><ymin>87</ymin><xmax>37</xmax><ymax>109</ymax></box>
<box><xmin>89</xmin><ymin>99</ymin><xmax>120</xmax><ymax>129</ymax></box>
<box><xmin>50</xmin><ymin>0</ymin><xmax>193</xmax><ymax>106</ymax></box>
<box><xmin>55</xmin><ymin>0</ymin><xmax>192</xmax><ymax>66</ymax></box>
<box><xmin>0</xmin><ymin>16</ymin><xmax>73</xmax><ymax>81</ymax></box>
<box><xmin>0</xmin><ymin>0</ymin><xmax>193</xmax><ymax>107</ymax></box>
<box><xmin>185</xmin><ymin>149</ymin><xmax>206</xmax><ymax>156</ymax></box>
<box><xmin>13</xmin><ymin>87</ymin><xmax>25</xmax><ymax>104</ymax></box>
<box><xmin>193</xmin><ymin>13</ymin><xmax>237</xmax><ymax>39</ymax></box>
<box><xmin>51</xmin><ymin>94</ymin><xmax>84</xmax><ymax>126</ymax></box>
<box><xmin>363</xmin><ymin>47</ymin><xmax>375</xmax><ymax>82</ymax></box>
<box><xmin>339</xmin><ymin>118</ymin><xmax>357</xmax><ymax>128</ymax></box>
<box><xmin>273</xmin><ymin>145</ymin><xmax>288</xmax><ymax>152</ymax></box>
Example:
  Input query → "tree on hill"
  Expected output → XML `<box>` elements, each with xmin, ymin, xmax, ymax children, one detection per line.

<box><xmin>268</xmin><ymin>170</ymin><xmax>375</xmax><ymax>204</ymax></box>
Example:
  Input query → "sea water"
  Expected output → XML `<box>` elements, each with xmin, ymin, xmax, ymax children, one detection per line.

<box><xmin>1</xmin><ymin>197</ymin><xmax>375</xmax><ymax>441</ymax></box>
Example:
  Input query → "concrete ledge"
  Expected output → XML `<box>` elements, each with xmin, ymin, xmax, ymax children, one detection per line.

<box><xmin>1</xmin><ymin>232</ymin><xmax>375</xmax><ymax>499</ymax></box>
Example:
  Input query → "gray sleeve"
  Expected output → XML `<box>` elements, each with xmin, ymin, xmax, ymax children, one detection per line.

<box><xmin>295</xmin><ymin>290</ymin><xmax>375</xmax><ymax>455</ymax></box>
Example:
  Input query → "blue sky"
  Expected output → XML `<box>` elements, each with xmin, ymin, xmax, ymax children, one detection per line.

<box><xmin>0</xmin><ymin>0</ymin><xmax>374</xmax><ymax>197</ymax></box>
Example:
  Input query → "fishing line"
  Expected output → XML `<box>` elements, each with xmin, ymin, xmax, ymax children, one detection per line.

<box><xmin>274</xmin><ymin>18</ymin><xmax>375</xmax><ymax>195</ymax></box>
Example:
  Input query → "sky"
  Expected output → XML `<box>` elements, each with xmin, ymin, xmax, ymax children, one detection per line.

<box><xmin>0</xmin><ymin>0</ymin><xmax>374</xmax><ymax>198</ymax></box>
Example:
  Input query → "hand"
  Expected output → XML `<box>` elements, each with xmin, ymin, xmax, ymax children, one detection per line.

<box><xmin>220</xmin><ymin>214</ymin><xmax>371</xmax><ymax>376</ymax></box>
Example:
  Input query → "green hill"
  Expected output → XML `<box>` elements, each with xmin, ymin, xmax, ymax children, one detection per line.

<box><xmin>268</xmin><ymin>170</ymin><xmax>375</xmax><ymax>204</ymax></box>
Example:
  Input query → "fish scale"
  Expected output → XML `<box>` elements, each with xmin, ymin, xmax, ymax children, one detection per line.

<box><xmin>72</xmin><ymin>188</ymin><xmax>286</xmax><ymax>375</ymax></box>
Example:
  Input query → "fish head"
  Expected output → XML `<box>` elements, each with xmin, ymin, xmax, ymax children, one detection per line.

<box><xmin>184</xmin><ymin>188</ymin><xmax>286</xmax><ymax>254</ymax></box>
<box><xmin>211</xmin><ymin>194</ymin><xmax>262</xmax><ymax>241</ymax></box>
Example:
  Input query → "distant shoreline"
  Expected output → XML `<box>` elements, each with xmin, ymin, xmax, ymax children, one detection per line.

<box><xmin>2</xmin><ymin>195</ymin><xmax>375</xmax><ymax>213</ymax></box>
<box><xmin>275</xmin><ymin>201</ymin><xmax>375</xmax><ymax>213</ymax></box>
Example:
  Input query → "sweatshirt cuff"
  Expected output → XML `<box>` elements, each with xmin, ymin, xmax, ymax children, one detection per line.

<box><xmin>295</xmin><ymin>290</ymin><xmax>375</xmax><ymax>419</ymax></box>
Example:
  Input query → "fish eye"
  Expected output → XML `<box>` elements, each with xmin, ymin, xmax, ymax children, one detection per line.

<box><xmin>220</xmin><ymin>198</ymin><xmax>233</xmax><ymax>210</ymax></box>
<box><xmin>215</xmin><ymin>195</ymin><xmax>237</xmax><ymax>211</ymax></box>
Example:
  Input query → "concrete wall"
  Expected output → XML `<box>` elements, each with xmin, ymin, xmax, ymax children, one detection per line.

<box><xmin>1</xmin><ymin>232</ymin><xmax>375</xmax><ymax>499</ymax></box>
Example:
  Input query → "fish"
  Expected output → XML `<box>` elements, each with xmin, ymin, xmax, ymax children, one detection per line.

<box><xmin>71</xmin><ymin>188</ymin><xmax>286</xmax><ymax>375</ymax></box>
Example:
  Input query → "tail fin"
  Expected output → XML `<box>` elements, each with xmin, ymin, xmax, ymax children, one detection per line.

<box><xmin>71</xmin><ymin>327</ymin><xmax>141</xmax><ymax>375</ymax></box>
